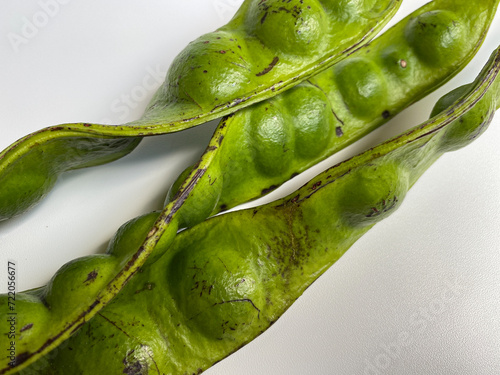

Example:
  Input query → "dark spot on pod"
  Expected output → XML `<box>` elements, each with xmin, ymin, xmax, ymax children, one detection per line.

<box><xmin>336</xmin><ymin>126</ymin><xmax>344</xmax><ymax>137</ymax></box>
<box><xmin>382</xmin><ymin>110</ymin><xmax>390</xmax><ymax>119</ymax></box>
<box><xmin>203</xmin><ymin>41</ymin><xmax>210</xmax><ymax>44</ymax></box>
<box><xmin>291</xmin><ymin>195</ymin><xmax>300</xmax><ymax>203</ymax></box>
<box><xmin>203</xmin><ymin>70</ymin><xmax>208</xmax><ymax>73</ymax></box>
<box><xmin>20</xmin><ymin>323</ymin><xmax>34</xmax><ymax>332</ymax></box>
<box><xmin>218</xmin><ymin>135</ymin><xmax>224</xmax><ymax>145</ymax></box>
<box><xmin>311</xmin><ymin>181</ymin><xmax>321</xmax><ymax>190</ymax></box>
<box><xmin>15</xmin><ymin>352</ymin><xmax>30</xmax><ymax>366</ymax></box>
<box><xmin>84</xmin><ymin>270</ymin><xmax>98</xmax><ymax>283</ymax></box>
<box><xmin>262</xmin><ymin>184</ymin><xmax>279</xmax><ymax>195</ymax></box>
<box><xmin>83</xmin><ymin>123</ymin><xmax>92</xmax><ymax>127</ymax></box>
<box><xmin>220</xmin><ymin>204</ymin><xmax>227</xmax><ymax>211</ymax></box>
<box><xmin>256</xmin><ymin>56</ymin><xmax>279</xmax><ymax>76</ymax></box>
<box><xmin>219</xmin><ymin>50</ymin><xmax>226</xmax><ymax>54</ymax></box>
<box><xmin>290</xmin><ymin>172</ymin><xmax>300</xmax><ymax>179</ymax></box>
<box><xmin>261</xmin><ymin>11</ymin><xmax>268</xmax><ymax>24</ymax></box>
<box><xmin>123</xmin><ymin>361</ymin><xmax>143</xmax><ymax>375</ymax></box>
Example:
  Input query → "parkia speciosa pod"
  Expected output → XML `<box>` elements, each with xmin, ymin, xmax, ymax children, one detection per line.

<box><xmin>0</xmin><ymin>0</ymin><xmax>402</xmax><ymax>221</ymax></box>
<box><xmin>9</xmin><ymin>44</ymin><xmax>500</xmax><ymax>375</ymax></box>
<box><xmin>166</xmin><ymin>0</ymin><xmax>500</xmax><ymax>219</ymax></box>
<box><xmin>1</xmin><ymin>1</ymin><xmax>499</xmax><ymax>373</ymax></box>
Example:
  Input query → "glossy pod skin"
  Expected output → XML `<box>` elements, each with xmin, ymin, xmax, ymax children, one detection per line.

<box><xmin>12</xmin><ymin>46</ymin><xmax>500</xmax><ymax>374</ymax></box>
<box><xmin>0</xmin><ymin>0</ymin><xmax>402</xmax><ymax>221</ymax></box>
<box><xmin>166</xmin><ymin>0</ymin><xmax>499</xmax><ymax>217</ymax></box>
<box><xmin>1</xmin><ymin>1</ymin><xmax>498</xmax><ymax>372</ymax></box>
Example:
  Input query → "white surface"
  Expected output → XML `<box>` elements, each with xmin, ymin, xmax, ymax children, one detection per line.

<box><xmin>1</xmin><ymin>1</ymin><xmax>499</xmax><ymax>374</ymax></box>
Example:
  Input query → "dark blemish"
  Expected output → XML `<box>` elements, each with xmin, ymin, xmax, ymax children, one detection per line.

<box><xmin>203</xmin><ymin>70</ymin><xmax>208</xmax><ymax>73</ymax></box>
<box><xmin>232</xmin><ymin>97</ymin><xmax>246</xmax><ymax>105</ymax></box>
<box><xmin>382</xmin><ymin>110</ymin><xmax>391</xmax><ymax>119</ymax></box>
<box><xmin>261</xmin><ymin>11</ymin><xmax>268</xmax><ymax>24</ymax></box>
<box><xmin>256</xmin><ymin>56</ymin><xmax>279</xmax><ymax>76</ymax></box>
<box><xmin>290</xmin><ymin>172</ymin><xmax>299</xmax><ymax>179</ymax></box>
<box><xmin>15</xmin><ymin>352</ymin><xmax>30</xmax><ymax>366</ymax></box>
<box><xmin>219</xmin><ymin>50</ymin><xmax>226</xmax><ymax>54</ymax></box>
<box><xmin>209</xmin><ymin>176</ymin><xmax>218</xmax><ymax>186</ymax></box>
<box><xmin>261</xmin><ymin>184</ymin><xmax>279</xmax><ymax>195</ymax></box>
<box><xmin>336</xmin><ymin>126</ymin><xmax>344</xmax><ymax>137</ymax></box>
<box><xmin>20</xmin><ymin>323</ymin><xmax>33</xmax><ymax>332</ymax></box>
<box><xmin>203</xmin><ymin>40</ymin><xmax>210</xmax><ymax>44</ymax></box>
<box><xmin>50</xmin><ymin>126</ymin><xmax>64</xmax><ymax>131</ymax></box>
<box><xmin>123</xmin><ymin>360</ymin><xmax>144</xmax><ymax>375</ymax></box>
<box><xmin>84</xmin><ymin>270</ymin><xmax>98</xmax><ymax>283</ymax></box>
<box><xmin>311</xmin><ymin>181</ymin><xmax>321</xmax><ymax>190</ymax></box>
<box><xmin>196</xmin><ymin>369</ymin><xmax>203</xmax><ymax>375</ymax></box>
<box><xmin>400</xmin><ymin>59</ymin><xmax>407</xmax><ymax>68</ymax></box>
<box><xmin>83</xmin><ymin>123</ymin><xmax>91</xmax><ymax>127</ymax></box>
<box><xmin>238</xmin><ymin>45</ymin><xmax>242</xmax><ymax>49</ymax></box>
<box><xmin>207</xmin><ymin>145</ymin><xmax>217</xmax><ymax>152</ymax></box>
<box><xmin>218</xmin><ymin>135</ymin><xmax>224</xmax><ymax>145</ymax></box>
<box><xmin>291</xmin><ymin>195</ymin><xmax>300</xmax><ymax>203</ymax></box>
<box><xmin>220</xmin><ymin>204</ymin><xmax>227</xmax><ymax>211</ymax></box>
<box><xmin>217</xmin><ymin>36</ymin><xmax>221</xmax><ymax>39</ymax></box>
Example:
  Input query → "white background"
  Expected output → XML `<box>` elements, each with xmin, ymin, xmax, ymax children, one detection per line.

<box><xmin>0</xmin><ymin>1</ymin><xmax>499</xmax><ymax>374</ymax></box>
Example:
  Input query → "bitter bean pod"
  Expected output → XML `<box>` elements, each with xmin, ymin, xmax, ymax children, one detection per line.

<box><xmin>0</xmin><ymin>0</ymin><xmax>401</xmax><ymax>221</ymax></box>
<box><xmin>166</xmin><ymin>0</ymin><xmax>499</xmax><ymax>217</ymax></box>
<box><xmin>8</xmin><ymin>44</ymin><xmax>500</xmax><ymax>375</ymax></box>
<box><xmin>1</xmin><ymin>1</ymin><xmax>498</xmax><ymax>372</ymax></box>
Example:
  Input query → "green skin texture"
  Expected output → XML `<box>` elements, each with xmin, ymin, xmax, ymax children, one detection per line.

<box><xmin>166</xmin><ymin>0</ymin><xmax>499</xmax><ymax>215</ymax></box>
<box><xmin>13</xmin><ymin>46</ymin><xmax>500</xmax><ymax>374</ymax></box>
<box><xmin>0</xmin><ymin>0</ymin><xmax>402</xmax><ymax>221</ymax></box>
<box><xmin>1</xmin><ymin>1</ymin><xmax>499</xmax><ymax>373</ymax></box>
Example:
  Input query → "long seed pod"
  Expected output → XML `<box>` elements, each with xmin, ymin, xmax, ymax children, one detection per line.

<box><xmin>8</xmin><ymin>44</ymin><xmax>500</xmax><ymax>375</ymax></box>
<box><xmin>0</xmin><ymin>0</ymin><xmax>402</xmax><ymax>220</ymax></box>
<box><xmin>0</xmin><ymin>2</ymin><xmax>498</xmax><ymax>373</ymax></box>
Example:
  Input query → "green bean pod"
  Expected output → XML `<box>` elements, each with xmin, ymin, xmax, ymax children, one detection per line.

<box><xmin>11</xmin><ymin>44</ymin><xmax>500</xmax><ymax>375</ymax></box>
<box><xmin>166</xmin><ymin>0</ymin><xmax>500</xmax><ymax>217</ymax></box>
<box><xmin>0</xmin><ymin>0</ymin><xmax>402</xmax><ymax>221</ymax></box>
<box><xmin>1</xmin><ymin>1</ymin><xmax>498</xmax><ymax>372</ymax></box>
